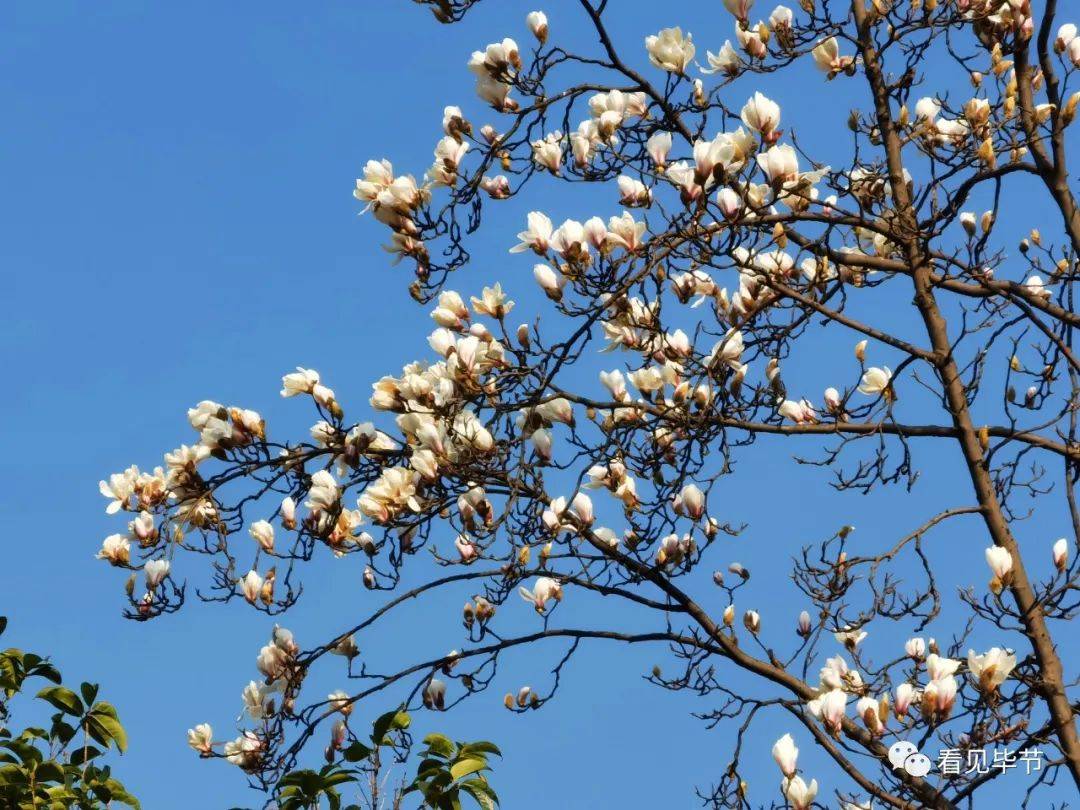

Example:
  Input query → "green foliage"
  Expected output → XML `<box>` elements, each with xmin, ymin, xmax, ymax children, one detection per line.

<box><xmin>405</xmin><ymin>734</ymin><xmax>500</xmax><ymax>810</ymax></box>
<box><xmin>274</xmin><ymin>709</ymin><xmax>499</xmax><ymax>810</ymax></box>
<box><xmin>0</xmin><ymin>617</ymin><xmax>138</xmax><ymax>809</ymax></box>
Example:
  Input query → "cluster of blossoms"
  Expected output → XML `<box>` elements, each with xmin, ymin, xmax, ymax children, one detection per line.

<box><xmin>92</xmin><ymin>0</ymin><xmax>1080</xmax><ymax>804</ymax></box>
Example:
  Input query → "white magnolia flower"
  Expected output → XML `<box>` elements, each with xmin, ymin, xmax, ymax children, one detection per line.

<box><xmin>741</xmin><ymin>91</ymin><xmax>781</xmax><ymax>138</ymax></box>
<box><xmin>926</xmin><ymin>653</ymin><xmax>961</xmax><ymax>682</ymax></box>
<box><xmin>895</xmin><ymin>682</ymin><xmax>919</xmax><ymax>717</ymax></box>
<box><xmin>967</xmin><ymin>647</ymin><xmax>1017</xmax><ymax>692</ymax></box>
<box><xmin>756</xmin><ymin>143</ymin><xmax>800</xmax><ymax>185</ymax></box>
<box><xmin>701</xmin><ymin>40</ymin><xmax>741</xmax><ymax>75</ymax></box>
<box><xmin>905</xmin><ymin>637</ymin><xmax>926</xmax><ymax>659</ymax></box>
<box><xmin>241</xmin><ymin>570</ymin><xmax>264</xmax><ymax>604</ymax></box>
<box><xmin>96</xmin><ymin>534</ymin><xmax>130</xmax><ymax>566</ymax></box>
<box><xmin>858</xmin><ymin>366</ymin><xmax>892</xmax><ymax>396</ymax></box>
<box><xmin>985</xmin><ymin>545</ymin><xmax>1013</xmax><ymax>582</ymax></box>
<box><xmin>510</xmin><ymin>211</ymin><xmax>554</xmax><ymax>254</ymax></box>
<box><xmin>1053</xmin><ymin>537</ymin><xmax>1069</xmax><ymax>572</ymax></box>
<box><xmin>645</xmin><ymin>27</ymin><xmax>695</xmax><ymax>73</ymax></box>
<box><xmin>809</xmin><ymin>688</ymin><xmax>847</xmax><ymax>735</ymax></box>
<box><xmin>782</xmin><ymin>775</ymin><xmax>819</xmax><ymax>810</ymax></box>
<box><xmin>223</xmin><ymin>731</ymin><xmax>263</xmax><ymax>770</ymax></box>
<box><xmin>519</xmin><ymin>576</ymin><xmax>563</xmax><ymax>613</ymax></box>
<box><xmin>857</xmin><ymin>695</ymin><xmax>885</xmax><ymax>734</ymax></box>
<box><xmin>723</xmin><ymin>0</ymin><xmax>755</xmax><ymax>20</ymax></box>
<box><xmin>423</xmin><ymin>678</ymin><xmax>447</xmax><ymax>710</ymax></box>
<box><xmin>646</xmin><ymin>131</ymin><xmax>672</xmax><ymax>168</ymax></box>
<box><xmin>923</xmin><ymin>674</ymin><xmax>958</xmax><ymax>717</ymax></box>
<box><xmin>249</xmin><ymin>520</ymin><xmax>275</xmax><ymax>552</ymax></box>
<box><xmin>772</xmin><ymin>733</ymin><xmax>798</xmax><ymax>778</ymax></box>
<box><xmin>531</xmin><ymin>131</ymin><xmax>563</xmax><ymax>174</ymax></box>
<box><xmin>187</xmin><ymin>723</ymin><xmax>213</xmax><ymax>754</ymax></box>
<box><xmin>834</xmin><ymin>626</ymin><xmax>868</xmax><ymax>650</ymax></box>
<box><xmin>673</xmin><ymin>483</ymin><xmax>706</xmax><ymax>520</ymax></box>
<box><xmin>144</xmin><ymin>558</ymin><xmax>170</xmax><ymax>589</ymax></box>
<box><xmin>812</xmin><ymin>37</ymin><xmax>853</xmax><ymax>74</ymax></box>
<box><xmin>526</xmin><ymin>10</ymin><xmax>548</xmax><ymax>43</ymax></box>
<box><xmin>281</xmin><ymin>367</ymin><xmax>320</xmax><ymax>397</ymax></box>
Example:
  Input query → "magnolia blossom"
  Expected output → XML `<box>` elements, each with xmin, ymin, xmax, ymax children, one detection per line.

<box><xmin>857</xmin><ymin>695</ymin><xmax>885</xmax><ymax>734</ymax></box>
<box><xmin>526</xmin><ymin>10</ymin><xmax>548</xmax><ymax>43</ymax></box>
<box><xmin>187</xmin><ymin>723</ymin><xmax>213</xmax><ymax>755</ymax></box>
<box><xmin>510</xmin><ymin>211</ymin><xmax>554</xmax><ymax>254</ymax></box>
<box><xmin>967</xmin><ymin>647</ymin><xmax>1017</xmax><ymax>692</ymax></box>
<box><xmin>895</xmin><ymin>683</ymin><xmax>918</xmax><ymax>717</ymax></box>
<box><xmin>923</xmin><ymin>675</ymin><xmax>958</xmax><ymax>718</ymax></box>
<box><xmin>858</xmin><ymin>366</ymin><xmax>892</xmax><ymax>396</ymax></box>
<box><xmin>757</xmin><ymin>143</ymin><xmax>799</xmax><ymax>185</ymax></box>
<box><xmin>926</xmin><ymin>653</ymin><xmax>961</xmax><ymax>682</ymax></box>
<box><xmin>905</xmin><ymin>637</ymin><xmax>926</xmax><ymax>659</ymax></box>
<box><xmin>808</xmin><ymin>688</ymin><xmax>847</xmax><ymax>735</ymax></box>
<box><xmin>1024</xmin><ymin>274</ymin><xmax>1051</xmax><ymax>301</ymax></box>
<box><xmin>519</xmin><ymin>576</ymin><xmax>563</xmax><ymax>613</ymax></box>
<box><xmin>736</xmin><ymin>22</ymin><xmax>767</xmax><ymax>59</ymax></box>
<box><xmin>779</xmin><ymin>398</ymin><xmax>816</xmax><ymax>424</ymax></box>
<box><xmin>423</xmin><ymin>678</ymin><xmax>447</xmax><ymax>710</ymax></box>
<box><xmin>331</xmin><ymin>634</ymin><xmax>359</xmax><ymax>658</ymax></box>
<box><xmin>646</xmin><ymin>131</ymin><xmax>672</xmax><ymax>168</ymax></box>
<box><xmin>617</xmin><ymin>175</ymin><xmax>652</xmax><ymax>207</ymax></box>
<box><xmin>741</xmin><ymin>92</ymin><xmax>781</xmax><ymax>140</ymax></box>
<box><xmin>985</xmin><ymin>545</ymin><xmax>1013</xmax><ymax>582</ymax></box>
<box><xmin>701</xmin><ymin>41</ymin><xmax>741</xmax><ymax>75</ymax></box>
<box><xmin>914</xmin><ymin>96</ymin><xmax>941</xmax><ymax>122</ymax></box>
<box><xmin>722</xmin><ymin>0</ymin><xmax>754</xmax><ymax>20</ymax></box>
<box><xmin>645</xmin><ymin>27</ymin><xmax>695</xmax><ymax>73</ymax></box>
<box><xmin>281</xmin><ymin>367</ymin><xmax>320</xmax><ymax>397</ymax></box>
<box><xmin>96</xmin><ymin>534</ymin><xmax>130</xmax><ymax>566</ymax></box>
<box><xmin>249</xmin><ymin>520</ymin><xmax>275</xmax><ymax>552</ymax></box>
<box><xmin>743</xmin><ymin>609</ymin><xmax>761</xmax><ymax>634</ymax></box>
<box><xmin>144</xmin><ymin>558</ymin><xmax>170</xmax><ymax>589</ymax></box>
<box><xmin>1057</xmin><ymin>22</ymin><xmax>1077</xmax><ymax>52</ymax></box>
<box><xmin>454</xmin><ymin>534</ymin><xmax>478</xmax><ymax>563</ymax></box>
<box><xmin>1053</xmin><ymin>537</ymin><xmax>1069</xmax><ymax>572</ymax></box>
<box><xmin>812</xmin><ymin>37</ymin><xmax>853</xmax><ymax>75</ymax></box>
<box><xmin>834</xmin><ymin>627</ymin><xmax>867</xmax><ymax>650</ymax></box>
<box><xmin>772</xmin><ymin>733</ymin><xmax>798</xmax><ymax>778</ymax></box>
<box><xmin>241</xmin><ymin>570</ymin><xmax>263</xmax><ymax>604</ymax></box>
<box><xmin>673</xmin><ymin>483</ymin><xmax>706</xmax><ymax>520</ymax></box>
<box><xmin>531</xmin><ymin>132</ymin><xmax>563</xmax><ymax>173</ymax></box>
<box><xmin>782</xmin><ymin>775</ymin><xmax>819</xmax><ymax>810</ymax></box>
<box><xmin>223</xmin><ymin>731</ymin><xmax>263</xmax><ymax>770</ymax></box>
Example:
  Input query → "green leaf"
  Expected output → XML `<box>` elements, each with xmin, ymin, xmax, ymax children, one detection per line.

<box><xmin>449</xmin><ymin>758</ymin><xmax>488</xmax><ymax>782</ymax></box>
<box><xmin>458</xmin><ymin>741</ymin><xmax>501</xmax><ymax>758</ymax></box>
<box><xmin>370</xmin><ymin>708</ymin><xmax>410</xmax><ymax>745</ymax></box>
<box><xmin>0</xmin><ymin>764</ymin><xmax>27</xmax><ymax>786</ymax></box>
<box><xmin>33</xmin><ymin>760</ymin><xmax>65</xmax><ymax>783</ymax></box>
<box><xmin>80</xmin><ymin>683</ymin><xmax>99</xmax><ymax>707</ymax></box>
<box><xmin>422</xmin><ymin>733</ymin><xmax>456</xmax><ymax>759</ymax></box>
<box><xmin>36</xmin><ymin>686</ymin><xmax>83</xmax><ymax>716</ymax></box>
<box><xmin>342</xmin><ymin>741</ymin><xmax>373</xmax><ymax>762</ymax></box>
<box><xmin>460</xmin><ymin>779</ymin><xmax>498</xmax><ymax>810</ymax></box>
<box><xmin>93</xmin><ymin>711</ymin><xmax>127</xmax><ymax>753</ymax></box>
<box><xmin>91</xmin><ymin>701</ymin><xmax>119</xmax><ymax>720</ymax></box>
<box><xmin>70</xmin><ymin>746</ymin><xmax>103</xmax><ymax>767</ymax></box>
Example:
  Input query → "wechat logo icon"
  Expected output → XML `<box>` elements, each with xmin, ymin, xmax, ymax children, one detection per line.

<box><xmin>888</xmin><ymin>741</ymin><xmax>932</xmax><ymax>778</ymax></box>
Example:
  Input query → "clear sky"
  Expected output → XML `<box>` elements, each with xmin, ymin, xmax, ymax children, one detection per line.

<box><xmin>1</xmin><ymin>1</ymin><xmax>1074</xmax><ymax>807</ymax></box>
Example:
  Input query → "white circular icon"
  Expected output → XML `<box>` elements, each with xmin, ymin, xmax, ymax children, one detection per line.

<box><xmin>887</xmin><ymin>741</ymin><xmax>933</xmax><ymax>777</ymax></box>
<box><xmin>904</xmin><ymin>753</ymin><xmax>932</xmax><ymax>777</ymax></box>
<box><xmin>888</xmin><ymin>741</ymin><xmax>918</xmax><ymax>770</ymax></box>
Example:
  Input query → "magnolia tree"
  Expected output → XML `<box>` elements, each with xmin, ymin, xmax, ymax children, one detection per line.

<box><xmin>94</xmin><ymin>0</ymin><xmax>1080</xmax><ymax>807</ymax></box>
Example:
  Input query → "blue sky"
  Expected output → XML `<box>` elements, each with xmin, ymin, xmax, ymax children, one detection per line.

<box><xmin>1</xmin><ymin>1</ymin><xmax>1074</xmax><ymax>807</ymax></box>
